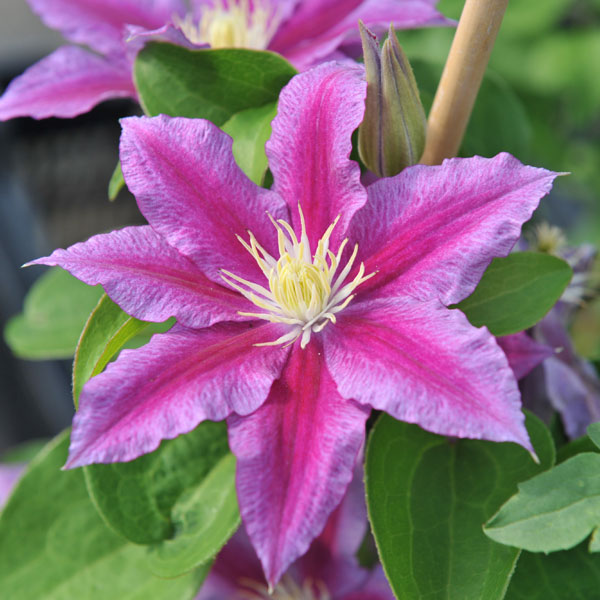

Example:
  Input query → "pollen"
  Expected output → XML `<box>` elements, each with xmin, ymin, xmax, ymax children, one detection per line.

<box><xmin>173</xmin><ymin>0</ymin><xmax>280</xmax><ymax>50</ymax></box>
<box><xmin>221</xmin><ymin>206</ymin><xmax>374</xmax><ymax>348</ymax></box>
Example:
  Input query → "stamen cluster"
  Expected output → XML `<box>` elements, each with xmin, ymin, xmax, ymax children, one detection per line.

<box><xmin>174</xmin><ymin>0</ymin><xmax>280</xmax><ymax>49</ymax></box>
<box><xmin>221</xmin><ymin>207</ymin><xmax>373</xmax><ymax>348</ymax></box>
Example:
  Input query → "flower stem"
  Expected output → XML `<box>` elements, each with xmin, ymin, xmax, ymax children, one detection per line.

<box><xmin>420</xmin><ymin>0</ymin><xmax>509</xmax><ymax>165</ymax></box>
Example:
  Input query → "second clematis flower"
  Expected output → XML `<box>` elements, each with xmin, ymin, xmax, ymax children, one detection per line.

<box><xmin>197</xmin><ymin>468</ymin><xmax>394</xmax><ymax>599</ymax></box>
<box><xmin>0</xmin><ymin>0</ymin><xmax>449</xmax><ymax>120</ymax></box>
<box><xmin>30</xmin><ymin>62</ymin><xmax>558</xmax><ymax>585</ymax></box>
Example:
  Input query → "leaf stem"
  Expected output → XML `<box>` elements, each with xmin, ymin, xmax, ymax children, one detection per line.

<box><xmin>420</xmin><ymin>0</ymin><xmax>510</xmax><ymax>165</ymax></box>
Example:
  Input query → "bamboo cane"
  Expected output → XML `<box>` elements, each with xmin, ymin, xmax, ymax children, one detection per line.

<box><xmin>420</xmin><ymin>0</ymin><xmax>510</xmax><ymax>165</ymax></box>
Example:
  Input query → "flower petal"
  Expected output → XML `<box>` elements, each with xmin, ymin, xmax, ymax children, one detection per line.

<box><xmin>27</xmin><ymin>0</ymin><xmax>183</xmax><ymax>55</ymax></box>
<box><xmin>120</xmin><ymin>115</ymin><xmax>287</xmax><ymax>284</ymax></box>
<box><xmin>66</xmin><ymin>322</ymin><xmax>289</xmax><ymax>468</ymax></box>
<box><xmin>323</xmin><ymin>297</ymin><xmax>533</xmax><ymax>450</ymax></box>
<box><xmin>497</xmin><ymin>332</ymin><xmax>554</xmax><ymax>380</ymax></box>
<box><xmin>189</xmin><ymin>0</ymin><xmax>301</xmax><ymax>30</ymax></box>
<box><xmin>28</xmin><ymin>225</ymin><xmax>248</xmax><ymax>329</ymax></box>
<box><xmin>125</xmin><ymin>23</ymin><xmax>201</xmax><ymax>55</ymax></box>
<box><xmin>348</xmin><ymin>154</ymin><xmax>560</xmax><ymax>305</ymax></box>
<box><xmin>534</xmin><ymin>313</ymin><xmax>600</xmax><ymax>439</ymax></box>
<box><xmin>343</xmin><ymin>565</ymin><xmax>396</xmax><ymax>600</ymax></box>
<box><xmin>228</xmin><ymin>341</ymin><xmax>369</xmax><ymax>586</ymax></box>
<box><xmin>196</xmin><ymin>528</ymin><xmax>264</xmax><ymax>599</ymax></box>
<box><xmin>295</xmin><ymin>468</ymin><xmax>372</xmax><ymax>596</ymax></box>
<box><xmin>271</xmin><ymin>0</ymin><xmax>450</xmax><ymax>69</ymax></box>
<box><xmin>314</xmin><ymin>462</ymin><xmax>367</xmax><ymax>559</ymax></box>
<box><xmin>0</xmin><ymin>46</ymin><xmax>134</xmax><ymax>120</ymax></box>
<box><xmin>266</xmin><ymin>62</ymin><xmax>367</xmax><ymax>251</ymax></box>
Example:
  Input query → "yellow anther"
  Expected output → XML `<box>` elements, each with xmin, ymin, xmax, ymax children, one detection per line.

<box><xmin>173</xmin><ymin>0</ymin><xmax>280</xmax><ymax>50</ymax></box>
<box><xmin>220</xmin><ymin>205</ymin><xmax>373</xmax><ymax>348</ymax></box>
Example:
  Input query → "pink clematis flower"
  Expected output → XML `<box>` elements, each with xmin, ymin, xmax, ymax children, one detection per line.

<box><xmin>0</xmin><ymin>0</ymin><xmax>449</xmax><ymax>120</ymax></box>
<box><xmin>30</xmin><ymin>62</ymin><xmax>558</xmax><ymax>584</ymax></box>
<box><xmin>197</xmin><ymin>469</ymin><xmax>394</xmax><ymax>599</ymax></box>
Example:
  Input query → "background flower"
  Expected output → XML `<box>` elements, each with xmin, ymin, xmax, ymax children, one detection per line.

<box><xmin>0</xmin><ymin>0</ymin><xmax>449</xmax><ymax>120</ymax></box>
<box><xmin>197</xmin><ymin>468</ymin><xmax>394</xmax><ymax>599</ymax></box>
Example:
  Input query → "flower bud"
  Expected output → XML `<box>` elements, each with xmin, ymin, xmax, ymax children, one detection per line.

<box><xmin>358</xmin><ymin>23</ymin><xmax>427</xmax><ymax>178</ymax></box>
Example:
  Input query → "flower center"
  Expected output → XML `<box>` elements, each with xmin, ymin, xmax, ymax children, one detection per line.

<box><xmin>239</xmin><ymin>575</ymin><xmax>332</xmax><ymax>600</ymax></box>
<box><xmin>173</xmin><ymin>0</ymin><xmax>280</xmax><ymax>49</ymax></box>
<box><xmin>221</xmin><ymin>207</ymin><xmax>373</xmax><ymax>348</ymax></box>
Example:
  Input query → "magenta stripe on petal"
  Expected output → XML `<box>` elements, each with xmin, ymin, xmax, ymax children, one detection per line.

<box><xmin>66</xmin><ymin>322</ymin><xmax>289</xmax><ymax>468</ymax></box>
<box><xmin>28</xmin><ymin>225</ymin><xmax>248</xmax><ymax>329</ymax></box>
<box><xmin>228</xmin><ymin>341</ymin><xmax>369</xmax><ymax>586</ymax></box>
<box><xmin>120</xmin><ymin>115</ymin><xmax>288</xmax><ymax>285</ymax></box>
<box><xmin>27</xmin><ymin>0</ymin><xmax>183</xmax><ymax>55</ymax></box>
<box><xmin>324</xmin><ymin>297</ymin><xmax>533</xmax><ymax>451</ymax></box>
<box><xmin>266</xmin><ymin>62</ymin><xmax>367</xmax><ymax>252</ymax></box>
<box><xmin>348</xmin><ymin>154</ymin><xmax>560</xmax><ymax>306</ymax></box>
<box><xmin>0</xmin><ymin>46</ymin><xmax>135</xmax><ymax>120</ymax></box>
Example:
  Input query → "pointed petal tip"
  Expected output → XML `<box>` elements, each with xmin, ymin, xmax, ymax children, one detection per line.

<box><xmin>21</xmin><ymin>256</ymin><xmax>56</xmax><ymax>269</ymax></box>
<box><xmin>62</xmin><ymin>453</ymin><xmax>83</xmax><ymax>471</ymax></box>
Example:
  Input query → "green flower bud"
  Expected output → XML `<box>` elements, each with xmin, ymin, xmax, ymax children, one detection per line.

<box><xmin>358</xmin><ymin>23</ymin><xmax>427</xmax><ymax>178</ymax></box>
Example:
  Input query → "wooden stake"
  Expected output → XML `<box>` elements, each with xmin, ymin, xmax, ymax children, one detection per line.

<box><xmin>420</xmin><ymin>0</ymin><xmax>509</xmax><ymax>165</ymax></box>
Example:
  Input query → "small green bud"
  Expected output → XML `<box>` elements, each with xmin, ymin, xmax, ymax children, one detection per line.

<box><xmin>358</xmin><ymin>23</ymin><xmax>427</xmax><ymax>178</ymax></box>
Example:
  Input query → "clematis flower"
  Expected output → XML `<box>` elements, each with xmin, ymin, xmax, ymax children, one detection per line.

<box><xmin>197</xmin><ymin>468</ymin><xmax>394</xmax><ymax>599</ymax></box>
<box><xmin>0</xmin><ymin>0</ymin><xmax>449</xmax><ymax>120</ymax></box>
<box><xmin>29</xmin><ymin>62</ymin><xmax>559</xmax><ymax>584</ymax></box>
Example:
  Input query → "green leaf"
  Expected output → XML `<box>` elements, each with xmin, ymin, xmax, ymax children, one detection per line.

<box><xmin>108</xmin><ymin>161</ymin><xmax>125</xmax><ymax>201</ymax></box>
<box><xmin>505</xmin><ymin>542</ymin><xmax>600</xmax><ymax>599</ymax></box>
<box><xmin>484</xmin><ymin>452</ymin><xmax>600</xmax><ymax>553</ymax></box>
<box><xmin>222</xmin><ymin>102</ymin><xmax>277</xmax><ymax>184</ymax></box>
<box><xmin>135</xmin><ymin>43</ymin><xmax>296</xmax><ymax>124</ymax></box>
<box><xmin>0</xmin><ymin>431</ymin><xmax>208</xmax><ymax>600</ymax></box>
<box><xmin>456</xmin><ymin>252</ymin><xmax>572</xmax><ymax>336</ymax></box>
<box><xmin>365</xmin><ymin>413</ymin><xmax>554</xmax><ymax>600</ymax></box>
<box><xmin>588</xmin><ymin>423</ymin><xmax>600</xmax><ymax>450</ymax></box>
<box><xmin>84</xmin><ymin>421</ymin><xmax>233</xmax><ymax>547</ymax></box>
<box><xmin>146</xmin><ymin>452</ymin><xmax>239</xmax><ymax>578</ymax></box>
<box><xmin>461</xmin><ymin>70</ymin><xmax>532</xmax><ymax>160</ymax></box>
<box><xmin>556</xmin><ymin>434</ymin><xmax>599</xmax><ymax>464</ymax></box>
<box><xmin>72</xmin><ymin>294</ymin><xmax>153</xmax><ymax>408</ymax></box>
<box><xmin>5</xmin><ymin>268</ymin><xmax>103</xmax><ymax>359</ymax></box>
<box><xmin>410</xmin><ymin>59</ymin><xmax>531</xmax><ymax>160</ymax></box>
